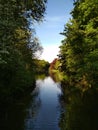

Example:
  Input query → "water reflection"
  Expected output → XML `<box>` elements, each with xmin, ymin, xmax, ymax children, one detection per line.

<box><xmin>25</xmin><ymin>76</ymin><xmax>62</xmax><ymax>130</ymax></box>
<box><xmin>1</xmin><ymin>75</ymin><xmax>98</xmax><ymax>130</ymax></box>
<box><xmin>50</xmin><ymin>72</ymin><xmax>63</xmax><ymax>83</ymax></box>
<box><xmin>0</xmin><ymin>94</ymin><xmax>33</xmax><ymax>130</ymax></box>
<box><xmin>0</xmin><ymin>76</ymin><xmax>62</xmax><ymax>130</ymax></box>
<box><xmin>59</xmin><ymin>89</ymin><xmax>98</xmax><ymax>130</ymax></box>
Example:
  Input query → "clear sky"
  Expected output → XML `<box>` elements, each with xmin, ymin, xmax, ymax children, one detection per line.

<box><xmin>34</xmin><ymin>0</ymin><xmax>74</xmax><ymax>63</ymax></box>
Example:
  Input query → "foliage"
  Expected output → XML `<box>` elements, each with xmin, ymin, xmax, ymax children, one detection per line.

<box><xmin>34</xmin><ymin>59</ymin><xmax>50</xmax><ymax>74</ymax></box>
<box><xmin>0</xmin><ymin>0</ymin><xmax>47</xmax><ymax>103</ymax></box>
<box><xmin>49</xmin><ymin>58</ymin><xmax>63</xmax><ymax>82</ymax></box>
<box><xmin>59</xmin><ymin>1</ymin><xmax>98</xmax><ymax>129</ymax></box>
<box><xmin>59</xmin><ymin>89</ymin><xmax>98</xmax><ymax>130</ymax></box>
<box><xmin>59</xmin><ymin>0</ymin><xmax>98</xmax><ymax>90</ymax></box>
<box><xmin>49</xmin><ymin>58</ymin><xmax>60</xmax><ymax>73</ymax></box>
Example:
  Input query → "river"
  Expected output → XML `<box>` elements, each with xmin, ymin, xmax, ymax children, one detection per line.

<box><xmin>0</xmin><ymin>76</ymin><xmax>63</xmax><ymax>130</ymax></box>
<box><xmin>25</xmin><ymin>76</ymin><xmax>62</xmax><ymax>130</ymax></box>
<box><xmin>1</xmin><ymin>75</ymin><xmax>98</xmax><ymax>130</ymax></box>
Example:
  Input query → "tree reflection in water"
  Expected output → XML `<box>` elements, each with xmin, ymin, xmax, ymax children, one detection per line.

<box><xmin>59</xmin><ymin>88</ymin><xmax>98</xmax><ymax>130</ymax></box>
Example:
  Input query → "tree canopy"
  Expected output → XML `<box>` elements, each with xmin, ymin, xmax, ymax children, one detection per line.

<box><xmin>0</xmin><ymin>0</ymin><xmax>47</xmax><ymax>104</ymax></box>
<box><xmin>59</xmin><ymin>0</ymin><xmax>98</xmax><ymax>90</ymax></box>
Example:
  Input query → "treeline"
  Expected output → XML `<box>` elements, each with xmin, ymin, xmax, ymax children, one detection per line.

<box><xmin>49</xmin><ymin>58</ymin><xmax>63</xmax><ymax>82</ymax></box>
<box><xmin>34</xmin><ymin>59</ymin><xmax>50</xmax><ymax>74</ymax></box>
<box><xmin>59</xmin><ymin>1</ymin><xmax>98</xmax><ymax>129</ymax></box>
<box><xmin>49</xmin><ymin>58</ymin><xmax>60</xmax><ymax>73</ymax></box>
<box><xmin>0</xmin><ymin>0</ymin><xmax>47</xmax><ymax>104</ymax></box>
<box><xmin>59</xmin><ymin>0</ymin><xmax>98</xmax><ymax>91</ymax></box>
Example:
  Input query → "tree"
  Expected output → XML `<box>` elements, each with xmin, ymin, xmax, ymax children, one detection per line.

<box><xmin>59</xmin><ymin>0</ymin><xmax>98</xmax><ymax>90</ymax></box>
<box><xmin>0</xmin><ymin>0</ymin><xmax>47</xmax><ymax>103</ymax></box>
<box><xmin>34</xmin><ymin>59</ymin><xmax>50</xmax><ymax>74</ymax></box>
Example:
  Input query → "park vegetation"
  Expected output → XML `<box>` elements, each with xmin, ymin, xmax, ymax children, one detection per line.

<box><xmin>34</xmin><ymin>59</ymin><xmax>50</xmax><ymax>75</ymax></box>
<box><xmin>49</xmin><ymin>58</ymin><xmax>63</xmax><ymax>82</ymax></box>
<box><xmin>0</xmin><ymin>0</ymin><xmax>47</xmax><ymax>104</ymax></box>
<box><xmin>59</xmin><ymin>0</ymin><xmax>98</xmax><ymax>129</ymax></box>
<box><xmin>59</xmin><ymin>0</ymin><xmax>98</xmax><ymax>92</ymax></box>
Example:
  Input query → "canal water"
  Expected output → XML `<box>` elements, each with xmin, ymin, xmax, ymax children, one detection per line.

<box><xmin>0</xmin><ymin>76</ymin><xmax>63</xmax><ymax>130</ymax></box>
<box><xmin>25</xmin><ymin>76</ymin><xmax>62</xmax><ymax>130</ymax></box>
<box><xmin>1</xmin><ymin>76</ymin><xmax>98</xmax><ymax>130</ymax></box>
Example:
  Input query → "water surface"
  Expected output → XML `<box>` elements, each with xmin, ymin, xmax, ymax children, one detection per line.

<box><xmin>1</xmin><ymin>75</ymin><xmax>98</xmax><ymax>130</ymax></box>
<box><xmin>0</xmin><ymin>76</ymin><xmax>62</xmax><ymax>130</ymax></box>
<box><xmin>25</xmin><ymin>76</ymin><xmax>62</xmax><ymax>130</ymax></box>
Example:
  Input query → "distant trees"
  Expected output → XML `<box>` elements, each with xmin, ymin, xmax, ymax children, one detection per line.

<box><xmin>34</xmin><ymin>59</ymin><xmax>50</xmax><ymax>74</ymax></box>
<box><xmin>59</xmin><ymin>1</ymin><xmax>98</xmax><ymax>129</ymax></box>
<box><xmin>49</xmin><ymin>58</ymin><xmax>63</xmax><ymax>82</ymax></box>
<box><xmin>59</xmin><ymin>0</ymin><xmax>98</xmax><ymax>90</ymax></box>
<box><xmin>49</xmin><ymin>58</ymin><xmax>60</xmax><ymax>73</ymax></box>
<box><xmin>0</xmin><ymin>0</ymin><xmax>47</xmax><ymax>103</ymax></box>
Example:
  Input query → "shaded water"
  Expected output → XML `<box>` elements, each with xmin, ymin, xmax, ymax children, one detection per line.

<box><xmin>25</xmin><ymin>76</ymin><xmax>62</xmax><ymax>130</ymax></box>
<box><xmin>0</xmin><ymin>76</ymin><xmax>63</xmax><ymax>130</ymax></box>
<box><xmin>59</xmin><ymin>88</ymin><xmax>98</xmax><ymax>130</ymax></box>
<box><xmin>1</xmin><ymin>75</ymin><xmax>98</xmax><ymax>130</ymax></box>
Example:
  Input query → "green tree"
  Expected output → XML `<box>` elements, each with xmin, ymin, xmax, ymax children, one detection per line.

<box><xmin>59</xmin><ymin>0</ymin><xmax>98</xmax><ymax>90</ymax></box>
<box><xmin>0</xmin><ymin>0</ymin><xmax>47</xmax><ymax>103</ymax></box>
<box><xmin>34</xmin><ymin>59</ymin><xmax>50</xmax><ymax>74</ymax></box>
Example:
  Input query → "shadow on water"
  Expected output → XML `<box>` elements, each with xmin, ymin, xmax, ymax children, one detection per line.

<box><xmin>0</xmin><ymin>94</ymin><xmax>33</xmax><ymax>130</ymax></box>
<box><xmin>24</xmin><ymin>76</ymin><xmax>62</xmax><ymax>130</ymax></box>
<box><xmin>1</xmin><ymin>74</ymin><xmax>98</xmax><ymax>130</ymax></box>
<box><xmin>0</xmin><ymin>78</ymin><xmax>40</xmax><ymax>130</ymax></box>
<box><xmin>50</xmin><ymin>72</ymin><xmax>63</xmax><ymax>83</ymax></box>
<box><xmin>0</xmin><ymin>75</ymin><xmax>63</xmax><ymax>130</ymax></box>
<box><xmin>59</xmin><ymin>88</ymin><xmax>98</xmax><ymax>130</ymax></box>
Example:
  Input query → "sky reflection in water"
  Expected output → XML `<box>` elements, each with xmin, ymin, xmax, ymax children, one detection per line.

<box><xmin>25</xmin><ymin>76</ymin><xmax>62</xmax><ymax>130</ymax></box>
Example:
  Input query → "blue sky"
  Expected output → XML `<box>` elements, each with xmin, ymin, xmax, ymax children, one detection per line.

<box><xmin>34</xmin><ymin>0</ymin><xmax>73</xmax><ymax>62</ymax></box>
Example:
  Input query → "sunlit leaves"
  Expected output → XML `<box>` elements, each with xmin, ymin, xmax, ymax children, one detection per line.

<box><xmin>59</xmin><ymin>0</ymin><xmax>98</xmax><ymax>89</ymax></box>
<box><xmin>0</xmin><ymin>0</ymin><xmax>47</xmax><ymax>103</ymax></box>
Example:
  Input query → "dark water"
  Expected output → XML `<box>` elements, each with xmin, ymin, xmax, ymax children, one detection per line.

<box><xmin>0</xmin><ymin>76</ymin><xmax>63</xmax><ymax>130</ymax></box>
<box><xmin>1</xmin><ymin>76</ymin><xmax>98</xmax><ymax>130</ymax></box>
<box><xmin>25</xmin><ymin>76</ymin><xmax>62</xmax><ymax>130</ymax></box>
<box><xmin>59</xmin><ymin>88</ymin><xmax>98</xmax><ymax>130</ymax></box>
